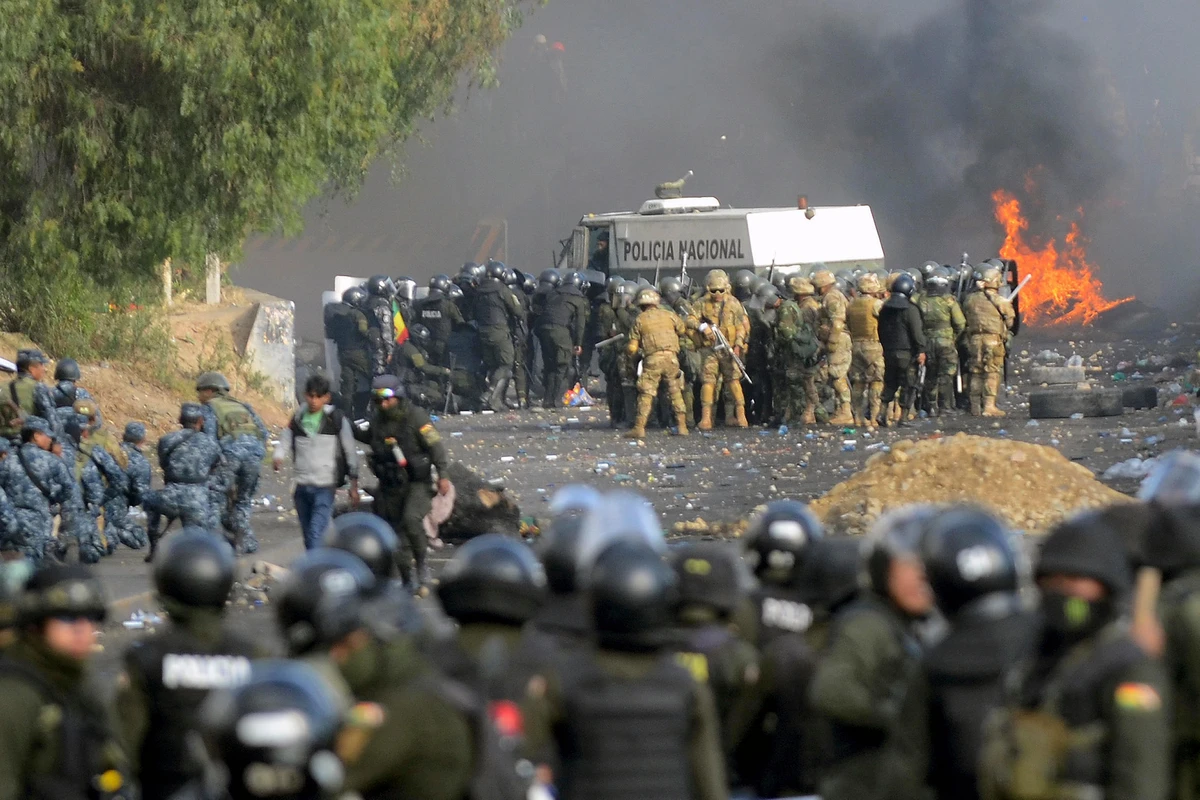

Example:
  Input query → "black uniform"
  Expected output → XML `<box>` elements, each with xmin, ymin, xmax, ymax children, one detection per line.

<box><xmin>470</xmin><ymin>278</ymin><xmax>524</xmax><ymax>408</ymax></box>
<box><xmin>414</xmin><ymin>292</ymin><xmax>464</xmax><ymax>367</ymax></box>
<box><xmin>365</xmin><ymin>295</ymin><xmax>395</xmax><ymax>376</ymax></box>
<box><xmin>878</xmin><ymin>294</ymin><xmax>927</xmax><ymax>414</ymax></box>
<box><xmin>325</xmin><ymin>300</ymin><xmax>374</xmax><ymax>416</ymax></box>
<box><xmin>537</xmin><ymin>286</ymin><xmax>589</xmax><ymax>408</ymax></box>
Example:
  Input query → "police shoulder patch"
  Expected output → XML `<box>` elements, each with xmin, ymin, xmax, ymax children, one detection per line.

<box><xmin>418</xmin><ymin>423</ymin><xmax>441</xmax><ymax>445</ymax></box>
<box><xmin>1114</xmin><ymin>682</ymin><xmax>1162</xmax><ymax>712</ymax></box>
<box><xmin>347</xmin><ymin>701</ymin><xmax>386</xmax><ymax>728</ymax></box>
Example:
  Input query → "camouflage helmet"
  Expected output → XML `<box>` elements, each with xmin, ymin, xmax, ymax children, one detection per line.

<box><xmin>789</xmin><ymin>276</ymin><xmax>816</xmax><ymax>296</ymax></box>
<box><xmin>704</xmin><ymin>269</ymin><xmax>731</xmax><ymax>292</ymax></box>
<box><xmin>857</xmin><ymin>273</ymin><xmax>883</xmax><ymax>295</ymax></box>
<box><xmin>635</xmin><ymin>287</ymin><xmax>661</xmax><ymax>307</ymax></box>
<box><xmin>195</xmin><ymin>371</ymin><xmax>230</xmax><ymax>393</ymax></box>
<box><xmin>810</xmin><ymin>270</ymin><xmax>836</xmax><ymax>289</ymax></box>
<box><xmin>980</xmin><ymin>267</ymin><xmax>1004</xmax><ymax>290</ymax></box>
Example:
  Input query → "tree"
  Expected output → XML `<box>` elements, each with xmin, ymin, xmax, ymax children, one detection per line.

<box><xmin>0</xmin><ymin>0</ymin><xmax>532</xmax><ymax>352</ymax></box>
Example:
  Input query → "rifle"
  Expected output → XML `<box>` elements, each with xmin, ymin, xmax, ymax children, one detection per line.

<box><xmin>595</xmin><ymin>333</ymin><xmax>627</xmax><ymax>349</ymax></box>
<box><xmin>680</xmin><ymin>253</ymin><xmax>690</xmax><ymax>296</ymax></box>
<box><xmin>442</xmin><ymin>354</ymin><xmax>459</xmax><ymax>415</ymax></box>
<box><xmin>706</xmin><ymin>323</ymin><xmax>752</xmax><ymax>384</ymax></box>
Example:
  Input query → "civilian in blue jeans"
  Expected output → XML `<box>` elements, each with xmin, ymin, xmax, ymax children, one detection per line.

<box><xmin>273</xmin><ymin>375</ymin><xmax>360</xmax><ymax>549</ymax></box>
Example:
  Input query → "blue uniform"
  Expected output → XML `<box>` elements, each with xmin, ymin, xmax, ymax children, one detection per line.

<box><xmin>118</xmin><ymin>441</ymin><xmax>151</xmax><ymax>547</ymax></box>
<box><xmin>202</xmin><ymin>396</ymin><xmax>267</xmax><ymax>554</ymax></box>
<box><xmin>144</xmin><ymin>429</ymin><xmax>223</xmax><ymax>538</ymax></box>
<box><xmin>0</xmin><ymin>449</ymin><xmax>54</xmax><ymax>562</ymax></box>
<box><xmin>15</xmin><ymin>442</ymin><xmax>102</xmax><ymax>563</ymax></box>
<box><xmin>80</xmin><ymin>439</ymin><xmax>145</xmax><ymax>551</ymax></box>
<box><xmin>51</xmin><ymin>381</ymin><xmax>97</xmax><ymax>428</ymax></box>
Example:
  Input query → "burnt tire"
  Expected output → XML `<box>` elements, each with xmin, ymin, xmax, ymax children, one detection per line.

<box><xmin>1028</xmin><ymin>388</ymin><xmax>1124</xmax><ymax>419</ymax></box>
<box><xmin>1121</xmin><ymin>386</ymin><xmax>1159</xmax><ymax>410</ymax></box>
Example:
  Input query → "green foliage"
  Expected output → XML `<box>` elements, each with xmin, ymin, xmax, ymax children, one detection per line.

<box><xmin>0</xmin><ymin>0</ymin><xmax>533</xmax><ymax>346</ymax></box>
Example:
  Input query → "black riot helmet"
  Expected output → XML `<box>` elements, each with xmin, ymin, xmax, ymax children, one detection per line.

<box><xmin>485</xmin><ymin>260</ymin><xmax>508</xmax><ymax>282</ymax></box>
<box><xmin>324</xmin><ymin>512</ymin><xmax>399</xmax><ymax>584</ymax></box>
<box><xmin>658</xmin><ymin>275</ymin><xmax>684</xmax><ymax>302</ymax></box>
<box><xmin>920</xmin><ymin>260</ymin><xmax>940</xmax><ymax>281</ymax></box>
<box><xmin>21</xmin><ymin>564</ymin><xmax>107</xmax><ymax>626</ymax></box>
<box><xmin>1037</xmin><ymin>511</ymin><xmax>1132</xmax><ymax>599</ymax></box>
<box><xmin>447</xmin><ymin>284</ymin><xmax>464</xmax><ymax>301</ymax></box>
<box><xmin>197</xmin><ymin>660</ymin><xmax>345</xmax><ymax>800</ymax></box>
<box><xmin>732</xmin><ymin>269</ymin><xmax>756</xmax><ymax>300</ymax></box>
<box><xmin>366</xmin><ymin>275</ymin><xmax>394</xmax><ymax>298</ymax></box>
<box><xmin>890</xmin><ymin>273</ymin><xmax>916</xmax><ymax>298</ymax></box>
<box><xmin>154</xmin><ymin>528</ymin><xmax>236</xmax><ymax>610</ymax></box>
<box><xmin>922</xmin><ymin>507</ymin><xmax>1018</xmax><ymax>617</ymax></box>
<box><xmin>576</xmin><ymin>491</ymin><xmax>668</xmax><ymax>588</ymax></box>
<box><xmin>429</xmin><ymin>274</ymin><xmax>453</xmax><ymax>293</ymax></box>
<box><xmin>755</xmin><ymin>282</ymin><xmax>781</xmax><ymax>307</ymax></box>
<box><xmin>563</xmin><ymin>271</ymin><xmax>585</xmax><ymax>290</ymax></box>
<box><xmin>410</xmin><ymin>324</ymin><xmax>432</xmax><ymax>347</ymax></box>
<box><xmin>743</xmin><ymin>500</ymin><xmax>824</xmax><ymax>587</ymax></box>
<box><xmin>669</xmin><ymin>542</ymin><xmax>743</xmax><ymax>618</ymax></box>
<box><xmin>926</xmin><ymin>272</ymin><xmax>950</xmax><ymax>297</ymax></box>
<box><xmin>538</xmin><ymin>269</ymin><xmax>562</xmax><ymax>288</ymax></box>
<box><xmin>590</xmin><ymin>541</ymin><xmax>679</xmax><ymax>652</ymax></box>
<box><xmin>342</xmin><ymin>285</ymin><xmax>368</xmax><ymax>307</ymax></box>
<box><xmin>436</xmin><ymin>534</ymin><xmax>547</xmax><ymax>625</ymax></box>
<box><xmin>540</xmin><ymin>485</ymin><xmax>603</xmax><ymax>595</ymax></box>
<box><xmin>863</xmin><ymin>505</ymin><xmax>937</xmax><ymax>598</ymax></box>
<box><xmin>54</xmin><ymin>358</ymin><xmax>81</xmax><ymax>382</ymax></box>
<box><xmin>771</xmin><ymin>272</ymin><xmax>790</xmax><ymax>293</ymax></box>
<box><xmin>463</xmin><ymin>262</ymin><xmax>487</xmax><ymax>285</ymax></box>
<box><xmin>801</xmin><ymin>537</ymin><xmax>862</xmax><ymax>619</ymax></box>
<box><xmin>276</xmin><ymin>549</ymin><xmax>376</xmax><ymax>656</ymax></box>
<box><xmin>503</xmin><ymin>267</ymin><xmax>520</xmax><ymax>287</ymax></box>
<box><xmin>522</xmin><ymin>273</ymin><xmax>537</xmax><ymax>295</ymax></box>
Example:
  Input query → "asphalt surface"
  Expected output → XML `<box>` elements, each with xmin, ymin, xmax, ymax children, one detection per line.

<box><xmin>92</xmin><ymin>326</ymin><xmax>1200</xmax><ymax>681</ymax></box>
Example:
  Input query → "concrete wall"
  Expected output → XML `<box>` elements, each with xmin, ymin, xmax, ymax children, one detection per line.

<box><xmin>234</xmin><ymin>289</ymin><xmax>296</xmax><ymax>408</ymax></box>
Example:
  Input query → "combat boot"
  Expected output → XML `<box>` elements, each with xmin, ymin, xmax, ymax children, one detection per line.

<box><xmin>982</xmin><ymin>374</ymin><xmax>1006</xmax><ymax>417</ymax></box>
<box><xmin>486</xmin><ymin>376</ymin><xmax>509</xmax><ymax>411</ymax></box>
<box><xmin>828</xmin><ymin>402</ymin><xmax>854</xmax><ymax>426</ymax></box>
<box><xmin>800</xmin><ymin>405</ymin><xmax>817</xmax><ymax>425</ymax></box>
<box><xmin>698</xmin><ymin>384</ymin><xmax>715</xmax><ymax>431</ymax></box>
<box><xmin>867</xmin><ymin>397</ymin><xmax>882</xmax><ymax>430</ymax></box>
<box><xmin>675</xmin><ymin>412</ymin><xmax>690</xmax><ymax>436</ymax></box>
<box><xmin>622</xmin><ymin>387</ymin><xmax>638</xmax><ymax>429</ymax></box>
<box><xmin>733</xmin><ymin>404</ymin><xmax>749</xmax><ymax>428</ymax></box>
<box><xmin>625</xmin><ymin>394</ymin><xmax>653</xmax><ymax>438</ymax></box>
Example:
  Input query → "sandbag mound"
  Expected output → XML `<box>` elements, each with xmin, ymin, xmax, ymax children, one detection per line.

<box><xmin>810</xmin><ymin>433</ymin><xmax>1130</xmax><ymax>536</ymax></box>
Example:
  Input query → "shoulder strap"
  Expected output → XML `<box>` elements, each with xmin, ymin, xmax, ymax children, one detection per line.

<box><xmin>16</xmin><ymin>447</ymin><xmax>53</xmax><ymax>498</ymax></box>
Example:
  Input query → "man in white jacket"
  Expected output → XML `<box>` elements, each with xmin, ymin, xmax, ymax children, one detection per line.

<box><xmin>273</xmin><ymin>374</ymin><xmax>360</xmax><ymax>549</ymax></box>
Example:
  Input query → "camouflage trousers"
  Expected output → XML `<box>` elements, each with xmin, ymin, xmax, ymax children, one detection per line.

<box><xmin>818</xmin><ymin>335</ymin><xmax>852</xmax><ymax>407</ymax></box>
<box><xmin>924</xmin><ymin>336</ymin><xmax>959</xmax><ymax>410</ymax></box>
<box><xmin>214</xmin><ymin>435</ymin><xmax>265</xmax><ymax>554</ymax></box>
<box><xmin>13</xmin><ymin>508</ymin><xmax>52</xmax><ymax>564</ymax></box>
<box><xmin>700</xmin><ymin>348</ymin><xmax>746</xmax><ymax>408</ymax></box>
<box><xmin>145</xmin><ymin>483</ymin><xmax>214</xmax><ymax>532</ymax></box>
<box><xmin>58</xmin><ymin>509</ymin><xmax>105</xmax><ymax>565</ymax></box>
<box><xmin>850</xmin><ymin>341</ymin><xmax>885</xmax><ymax>422</ymax></box>
<box><xmin>103</xmin><ymin>496</ymin><xmax>148</xmax><ymax>550</ymax></box>
<box><xmin>966</xmin><ymin>333</ymin><xmax>1006</xmax><ymax>375</ymax></box>
<box><xmin>775</xmin><ymin>362</ymin><xmax>819</xmax><ymax>423</ymax></box>
<box><xmin>638</xmin><ymin>352</ymin><xmax>687</xmax><ymax>415</ymax></box>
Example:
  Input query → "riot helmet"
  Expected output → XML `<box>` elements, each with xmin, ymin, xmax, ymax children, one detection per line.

<box><xmin>590</xmin><ymin>541</ymin><xmax>679</xmax><ymax>652</ymax></box>
<box><xmin>324</xmin><ymin>513</ymin><xmax>400</xmax><ymax>583</ymax></box>
<box><xmin>754</xmin><ymin>283</ymin><xmax>780</xmax><ymax>307</ymax></box>
<box><xmin>429</xmin><ymin>274</ymin><xmax>453</xmax><ymax>293</ymax></box>
<box><xmin>802</xmin><ymin>537</ymin><xmax>862</xmax><ymax>619</ymax></box>
<box><xmin>1139</xmin><ymin>450</ymin><xmax>1200</xmax><ymax>506</ymax></box>
<box><xmin>658</xmin><ymin>276</ymin><xmax>684</xmax><ymax>302</ymax></box>
<box><xmin>436</xmin><ymin>534</ymin><xmax>546</xmax><ymax>625</ymax></box>
<box><xmin>342</xmin><ymin>286</ymin><xmax>368</xmax><ymax>308</ymax></box>
<box><xmin>733</xmin><ymin>270</ymin><xmax>756</xmax><ymax>300</ymax></box>
<box><xmin>21</xmin><ymin>564</ymin><xmax>106</xmax><ymax>625</ymax></box>
<box><xmin>890</xmin><ymin>273</ymin><xmax>916</xmax><ymax>298</ymax></box>
<box><xmin>921</xmin><ymin>507</ymin><xmax>1019</xmax><ymax>617</ymax></box>
<box><xmin>563</xmin><ymin>271</ymin><xmax>585</xmax><ymax>290</ymax></box>
<box><xmin>447</xmin><ymin>284</ymin><xmax>464</xmax><ymax>301</ymax></box>
<box><xmin>54</xmin><ymin>358</ymin><xmax>81</xmax><ymax>382</ymax></box>
<box><xmin>538</xmin><ymin>269</ymin><xmax>562</xmax><ymax>288</ymax></box>
<box><xmin>485</xmin><ymin>260</ymin><xmax>508</xmax><ymax>282</ymax></box>
<box><xmin>393</xmin><ymin>276</ymin><xmax>417</xmax><ymax>302</ymax></box>
<box><xmin>366</xmin><ymin>275</ymin><xmax>394</xmax><ymax>298</ymax></box>
<box><xmin>522</xmin><ymin>273</ymin><xmax>537</xmax><ymax>295</ymax></box>
<box><xmin>744</xmin><ymin>500</ymin><xmax>824</xmax><ymax>586</ymax></box>
<box><xmin>670</xmin><ymin>542</ymin><xmax>743</xmax><ymax>618</ymax></box>
<box><xmin>576</xmin><ymin>491</ymin><xmax>667</xmax><ymax>587</ymax></box>
<box><xmin>540</xmin><ymin>485</ymin><xmax>604</xmax><ymax>594</ymax></box>
<box><xmin>276</xmin><ymin>549</ymin><xmax>376</xmax><ymax>656</ymax></box>
<box><xmin>410</xmin><ymin>324</ymin><xmax>432</xmax><ymax>347</ymax></box>
<box><xmin>862</xmin><ymin>505</ymin><xmax>937</xmax><ymax>604</ymax></box>
<box><xmin>154</xmin><ymin>528</ymin><xmax>237</xmax><ymax>610</ymax></box>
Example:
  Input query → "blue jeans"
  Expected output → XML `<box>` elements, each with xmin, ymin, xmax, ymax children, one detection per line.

<box><xmin>294</xmin><ymin>484</ymin><xmax>336</xmax><ymax>550</ymax></box>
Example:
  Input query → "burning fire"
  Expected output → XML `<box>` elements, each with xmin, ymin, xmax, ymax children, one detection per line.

<box><xmin>991</xmin><ymin>189</ymin><xmax>1133</xmax><ymax>326</ymax></box>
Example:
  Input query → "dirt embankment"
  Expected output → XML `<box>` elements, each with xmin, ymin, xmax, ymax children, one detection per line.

<box><xmin>0</xmin><ymin>296</ymin><xmax>290</xmax><ymax>441</ymax></box>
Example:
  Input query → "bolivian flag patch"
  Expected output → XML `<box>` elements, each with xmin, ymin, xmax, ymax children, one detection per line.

<box><xmin>1115</xmin><ymin>682</ymin><xmax>1162</xmax><ymax>712</ymax></box>
<box><xmin>419</xmin><ymin>423</ymin><xmax>441</xmax><ymax>445</ymax></box>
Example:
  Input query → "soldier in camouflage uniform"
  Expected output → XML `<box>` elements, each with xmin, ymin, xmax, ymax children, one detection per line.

<box><xmin>846</xmin><ymin>273</ymin><xmax>886</xmax><ymax>428</ymax></box>
<box><xmin>625</xmin><ymin>288</ymin><xmax>689</xmax><ymax>438</ymax></box>
<box><xmin>811</xmin><ymin>269</ymin><xmax>855</xmax><ymax>426</ymax></box>
<box><xmin>50</xmin><ymin>358</ymin><xmax>98</xmax><ymax>430</ymax></box>
<box><xmin>688</xmin><ymin>269</ymin><xmax>751</xmax><ymax>430</ymax></box>
<box><xmin>72</xmin><ymin>400</ymin><xmax>145</xmax><ymax>550</ymax></box>
<box><xmin>661</xmin><ymin>276</ymin><xmax>700</xmax><ymax>428</ymax></box>
<box><xmin>144</xmin><ymin>403</ymin><xmax>224</xmax><ymax>561</ymax></box>
<box><xmin>774</xmin><ymin>277</ymin><xmax>823</xmax><ymax>425</ymax></box>
<box><xmin>120</xmin><ymin>422</ymin><xmax>151</xmax><ymax>546</ymax></box>
<box><xmin>0</xmin><ymin>436</ymin><xmax>54</xmax><ymax>562</ymax></box>
<box><xmin>5</xmin><ymin>349</ymin><xmax>59</xmax><ymax>435</ymax></box>
<box><xmin>962</xmin><ymin>267</ymin><xmax>1015</xmax><ymax>417</ymax></box>
<box><xmin>197</xmin><ymin>371</ymin><xmax>267</xmax><ymax>553</ymax></box>
<box><xmin>17</xmin><ymin>417</ymin><xmax>101</xmax><ymax>563</ymax></box>
<box><xmin>915</xmin><ymin>271</ymin><xmax>966</xmax><ymax>415</ymax></box>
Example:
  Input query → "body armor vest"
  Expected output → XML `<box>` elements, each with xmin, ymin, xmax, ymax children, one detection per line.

<box><xmin>207</xmin><ymin>396</ymin><xmax>261</xmax><ymax>440</ymax></box>
<box><xmin>846</xmin><ymin>297</ymin><xmax>880</xmax><ymax>342</ymax></box>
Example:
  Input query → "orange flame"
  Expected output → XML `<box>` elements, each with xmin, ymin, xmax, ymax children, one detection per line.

<box><xmin>991</xmin><ymin>189</ymin><xmax>1133</xmax><ymax>326</ymax></box>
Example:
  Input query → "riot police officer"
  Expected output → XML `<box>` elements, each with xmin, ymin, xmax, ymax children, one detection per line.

<box><xmin>197</xmin><ymin>371</ymin><xmax>267</xmax><ymax>554</ymax></box>
<box><xmin>326</xmin><ymin>285</ymin><xmax>374</xmax><ymax>417</ymax></box>
<box><xmin>979</xmin><ymin>511</ymin><xmax>1169</xmax><ymax>800</ymax></box>
<box><xmin>537</xmin><ymin>271</ymin><xmax>589</xmax><ymax>409</ymax></box>
<box><xmin>364</xmin><ymin>275</ymin><xmax>396</xmax><ymax>376</ymax></box>
<box><xmin>324</xmin><ymin>511</ymin><xmax>427</xmax><ymax>639</ymax></box>
<box><xmin>530</xmin><ymin>485</ymin><xmax>604</xmax><ymax>654</ymax></box>
<box><xmin>118</xmin><ymin>529</ymin><xmax>256</xmax><ymax>798</ymax></box>
<box><xmin>471</xmin><ymin>261</ymin><xmax>526</xmax><ymax>411</ymax></box>
<box><xmin>417</xmin><ymin>276</ymin><xmax>465</xmax><ymax>368</ymax></box>
<box><xmin>921</xmin><ymin>507</ymin><xmax>1033</xmax><ymax>800</ymax></box>
<box><xmin>0</xmin><ymin>564</ymin><xmax>129</xmax><ymax>800</ymax></box>
<box><xmin>809</xmin><ymin>506</ymin><xmax>934</xmax><ymax>800</ymax></box>
<box><xmin>357</xmin><ymin>374</ymin><xmax>453</xmax><ymax>589</ymax></box>
<box><xmin>174</xmin><ymin>660</ymin><xmax>346</xmax><ymax>800</ymax></box>
<box><xmin>548</xmin><ymin>540</ymin><xmax>728</xmax><ymax>800</ymax></box>
<box><xmin>878</xmin><ymin>272</ymin><xmax>927</xmax><ymax>425</ymax></box>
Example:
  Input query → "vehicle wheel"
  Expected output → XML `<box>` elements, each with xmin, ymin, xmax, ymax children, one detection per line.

<box><xmin>1121</xmin><ymin>386</ymin><xmax>1159</xmax><ymax>410</ymax></box>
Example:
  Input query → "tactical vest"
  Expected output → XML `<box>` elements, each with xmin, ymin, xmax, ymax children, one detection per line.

<box><xmin>472</xmin><ymin>287</ymin><xmax>513</xmax><ymax>329</ymax></box>
<box><xmin>88</xmin><ymin>427</ymin><xmax>127</xmax><ymax>470</ymax></box>
<box><xmin>0</xmin><ymin>382</ymin><xmax>27</xmax><ymax>440</ymax></box>
<box><xmin>965</xmin><ymin>292</ymin><xmax>1008</xmax><ymax>336</ymax></box>
<box><xmin>127</xmin><ymin>628</ymin><xmax>255</xmax><ymax>799</ymax></box>
<box><xmin>980</xmin><ymin>626</ymin><xmax>1146</xmax><ymax>800</ymax></box>
<box><xmin>920</xmin><ymin>296</ymin><xmax>956</xmax><ymax>338</ymax></box>
<box><xmin>636</xmin><ymin>309</ymin><xmax>679</xmax><ymax>356</ymax></box>
<box><xmin>324</xmin><ymin>302</ymin><xmax>369</xmax><ymax>351</ymax></box>
<box><xmin>206</xmin><ymin>396</ymin><xmax>262</xmax><ymax>440</ymax></box>
<box><xmin>542</xmin><ymin>291</ymin><xmax>580</xmax><ymax>329</ymax></box>
<box><xmin>0</xmin><ymin>657</ymin><xmax>128</xmax><ymax>800</ymax></box>
<box><xmin>10</xmin><ymin>377</ymin><xmax>37</xmax><ymax>415</ymax></box>
<box><xmin>558</xmin><ymin>654</ymin><xmax>695</xmax><ymax>800</ymax></box>
<box><xmin>53</xmin><ymin>382</ymin><xmax>78</xmax><ymax>409</ymax></box>
<box><xmin>368</xmin><ymin>404</ymin><xmax>432</xmax><ymax>485</ymax></box>
<box><xmin>846</xmin><ymin>297</ymin><xmax>880</xmax><ymax>342</ymax></box>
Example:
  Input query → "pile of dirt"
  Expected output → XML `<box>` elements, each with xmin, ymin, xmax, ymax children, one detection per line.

<box><xmin>810</xmin><ymin>433</ymin><xmax>1131</xmax><ymax>535</ymax></box>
